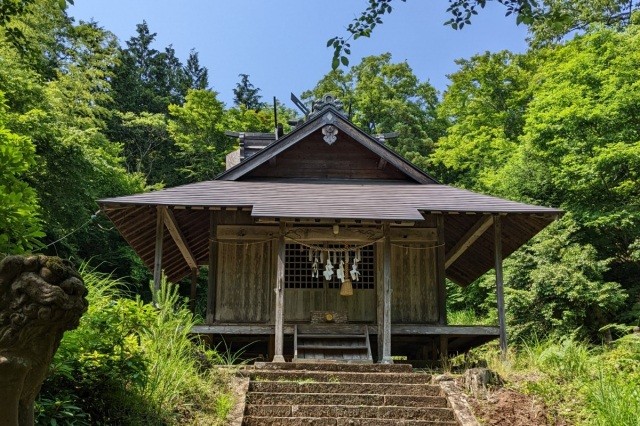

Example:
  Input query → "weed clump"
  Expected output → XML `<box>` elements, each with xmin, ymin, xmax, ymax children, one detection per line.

<box><xmin>36</xmin><ymin>268</ymin><xmax>233</xmax><ymax>425</ymax></box>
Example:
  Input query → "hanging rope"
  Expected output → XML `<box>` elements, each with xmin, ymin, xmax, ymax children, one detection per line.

<box><xmin>285</xmin><ymin>235</ymin><xmax>384</xmax><ymax>252</ymax></box>
<box><xmin>43</xmin><ymin>211</ymin><xmax>103</xmax><ymax>249</ymax></box>
<box><xmin>390</xmin><ymin>242</ymin><xmax>445</xmax><ymax>250</ymax></box>
<box><xmin>210</xmin><ymin>238</ymin><xmax>278</xmax><ymax>246</ymax></box>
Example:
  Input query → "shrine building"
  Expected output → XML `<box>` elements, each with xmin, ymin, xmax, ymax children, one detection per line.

<box><xmin>98</xmin><ymin>94</ymin><xmax>561</xmax><ymax>363</ymax></box>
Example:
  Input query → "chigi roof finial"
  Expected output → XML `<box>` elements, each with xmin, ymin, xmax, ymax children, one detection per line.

<box><xmin>311</xmin><ymin>93</ymin><xmax>345</xmax><ymax>115</ymax></box>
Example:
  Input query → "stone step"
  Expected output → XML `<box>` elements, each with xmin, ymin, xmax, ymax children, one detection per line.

<box><xmin>246</xmin><ymin>392</ymin><xmax>449</xmax><ymax>407</ymax></box>
<box><xmin>247</xmin><ymin>370</ymin><xmax>432</xmax><ymax>384</ymax></box>
<box><xmin>249</xmin><ymin>381</ymin><xmax>442</xmax><ymax>396</ymax></box>
<box><xmin>251</xmin><ymin>362</ymin><xmax>413</xmax><ymax>373</ymax></box>
<box><xmin>244</xmin><ymin>404</ymin><xmax>456</xmax><ymax>422</ymax></box>
<box><xmin>243</xmin><ymin>416</ymin><xmax>458</xmax><ymax>426</ymax></box>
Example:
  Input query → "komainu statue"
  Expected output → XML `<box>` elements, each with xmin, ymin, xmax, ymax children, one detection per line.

<box><xmin>0</xmin><ymin>255</ymin><xmax>88</xmax><ymax>426</ymax></box>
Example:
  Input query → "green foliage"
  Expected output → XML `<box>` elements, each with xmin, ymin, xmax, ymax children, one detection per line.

<box><xmin>38</xmin><ymin>268</ymin><xmax>230</xmax><ymax>425</ymax></box>
<box><xmin>233</xmin><ymin>73</ymin><xmax>264</xmax><ymax>111</ymax></box>
<box><xmin>506</xmin><ymin>217</ymin><xmax>627</xmax><ymax>341</ymax></box>
<box><xmin>0</xmin><ymin>92</ymin><xmax>43</xmax><ymax>253</ymax></box>
<box><xmin>433</xmin><ymin>51</ymin><xmax>531</xmax><ymax>188</ymax></box>
<box><xmin>484</xmin><ymin>335</ymin><xmax>640</xmax><ymax>425</ymax></box>
<box><xmin>436</xmin><ymin>24</ymin><xmax>640</xmax><ymax>339</ymax></box>
<box><xmin>168</xmin><ymin>89</ymin><xmax>231</xmax><ymax>182</ymax></box>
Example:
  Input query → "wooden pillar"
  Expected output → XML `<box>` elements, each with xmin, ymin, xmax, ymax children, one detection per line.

<box><xmin>494</xmin><ymin>215</ymin><xmax>508</xmax><ymax>357</ymax></box>
<box><xmin>381</xmin><ymin>223</ymin><xmax>393</xmax><ymax>364</ymax></box>
<box><xmin>439</xmin><ymin>335</ymin><xmax>449</xmax><ymax>360</ymax></box>
<box><xmin>189</xmin><ymin>267</ymin><xmax>198</xmax><ymax>314</ymax></box>
<box><xmin>153</xmin><ymin>206</ymin><xmax>164</xmax><ymax>298</ymax></box>
<box><xmin>376</xmin><ymin>241</ymin><xmax>384</xmax><ymax>361</ymax></box>
<box><xmin>436</xmin><ymin>215</ymin><xmax>447</xmax><ymax>325</ymax></box>
<box><xmin>206</xmin><ymin>211</ymin><xmax>218</xmax><ymax>325</ymax></box>
<box><xmin>273</xmin><ymin>222</ymin><xmax>286</xmax><ymax>363</ymax></box>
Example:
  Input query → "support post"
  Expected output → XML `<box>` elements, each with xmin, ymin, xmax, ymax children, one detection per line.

<box><xmin>436</xmin><ymin>215</ymin><xmax>447</xmax><ymax>325</ymax></box>
<box><xmin>206</xmin><ymin>211</ymin><xmax>218</xmax><ymax>325</ymax></box>
<box><xmin>494</xmin><ymin>215</ymin><xmax>508</xmax><ymax>357</ymax></box>
<box><xmin>381</xmin><ymin>223</ymin><xmax>393</xmax><ymax>364</ymax></box>
<box><xmin>376</xmin><ymin>241</ymin><xmax>384</xmax><ymax>361</ymax></box>
<box><xmin>273</xmin><ymin>222</ymin><xmax>286</xmax><ymax>363</ymax></box>
<box><xmin>189</xmin><ymin>267</ymin><xmax>198</xmax><ymax>314</ymax></box>
<box><xmin>153</xmin><ymin>206</ymin><xmax>164</xmax><ymax>297</ymax></box>
<box><xmin>439</xmin><ymin>335</ymin><xmax>449</xmax><ymax>361</ymax></box>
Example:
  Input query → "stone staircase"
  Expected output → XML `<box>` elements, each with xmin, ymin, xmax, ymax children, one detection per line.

<box><xmin>241</xmin><ymin>362</ymin><xmax>459</xmax><ymax>425</ymax></box>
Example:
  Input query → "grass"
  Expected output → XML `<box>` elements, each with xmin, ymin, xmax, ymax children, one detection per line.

<box><xmin>477</xmin><ymin>334</ymin><xmax>640</xmax><ymax>425</ymax></box>
<box><xmin>214</xmin><ymin>393</ymin><xmax>234</xmax><ymax>422</ymax></box>
<box><xmin>38</xmin><ymin>270</ymin><xmax>234</xmax><ymax>425</ymax></box>
<box><xmin>447</xmin><ymin>309</ymin><xmax>494</xmax><ymax>326</ymax></box>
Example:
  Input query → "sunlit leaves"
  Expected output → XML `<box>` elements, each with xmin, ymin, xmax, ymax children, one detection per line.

<box><xmin>0</xmin><ymin>93</ymin><xmax>43</xmax><ymax>254</ymax></box>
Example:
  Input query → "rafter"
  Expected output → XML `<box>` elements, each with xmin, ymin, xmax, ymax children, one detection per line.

<box><xmin>445</xmin><ymin>215</ymin><xmax>494</xmax><ymax>269</ymax></box>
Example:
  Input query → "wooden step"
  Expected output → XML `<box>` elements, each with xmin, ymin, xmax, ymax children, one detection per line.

<box><xmin>251</xmin><ymin>362</ymin><xmax>413</xmax><ymax>373</ymax></box>
<box><xmin>298</xmin><ymin>333</ymin><xmax>366</xmax><ymax>339</ymax></box>
<box><xmin>298</xmin><ymin>344</ymin><xmax>369</xmax><ymax>350</ymax></box>
<box><xmin>246</xmin><ymin>371</ymin><xmax>434</xmax><ymax>384</ymax></box>
<box><xmin>295</xmin><ymin>324</ymin><xmax>373</xmax><ymax>362</ymax></box>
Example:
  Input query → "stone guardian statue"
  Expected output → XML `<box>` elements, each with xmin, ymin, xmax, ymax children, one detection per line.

<box><xmin>0</xmin><ymin>255</ymin><xmax>88</xmax><ymax>426</ymax></box>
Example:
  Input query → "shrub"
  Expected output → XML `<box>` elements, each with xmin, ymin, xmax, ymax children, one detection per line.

<box><xmin>36</xmin><ymin>267</ymin><xmax>230</xmax><ymax>425</ymax></box>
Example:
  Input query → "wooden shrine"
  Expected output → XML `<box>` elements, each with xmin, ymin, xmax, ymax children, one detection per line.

<box><xmin>98</xmin><ymin>94</ymin><xmax>561</xmax><ymax>363</ymax></box>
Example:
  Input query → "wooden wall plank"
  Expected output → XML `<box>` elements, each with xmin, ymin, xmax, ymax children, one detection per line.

<box><xmin>390</xmin><ymin>242</ymin><xmax>438</xmax><ymax>324</ymax></box>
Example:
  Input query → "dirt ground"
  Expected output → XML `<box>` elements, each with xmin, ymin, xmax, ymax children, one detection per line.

<box><xmin>466</xmin><ymin>384</ymin><xmax>566</xmax><ymax>426</ymax></box>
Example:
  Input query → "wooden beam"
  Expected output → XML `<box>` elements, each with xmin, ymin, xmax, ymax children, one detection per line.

<box><xmin>494</xmin><ymin>215</ymin><xmax>507</xmax><ymax>357</ymax></box>
<box><xmin>153</xmin><ymin>206</ymin><xmax>164</xmax><ymax>296</ymax></box>
<box><xmin>217</xmin><ymin>225</ymin><xmax>279</xmax><ymax>241</ymax></box>
<box><xmin>206</xmin><ymin>211</ymin><xmax>218</xmax><ymax>325</ymax></box>
<box><xmin>381</xmin><ymin>223</ymin><xmax>393</xmax><ymax>364</ymax></box>
<box><xmin>190</xmin><ymin>323</ymin><xmax>501</xmax><ymax>336</ymax></box>
<box><xmin>436</xmin><ymin>215</ymin><xmax>447</xmax><ymax>326</ymax></box>
<box><xmin>162</xmin><ymin>207</ymin><xmax>197</xmax><ymax>269</ymax></box>
<box><xmin>377</xmin><ymin>157</ymin><xmax>387</xmax><ymax>170</ymax></box>
<box><xmin>189</xmin><ymin>267</ymin><xmax>198</xmax><ymax>314</ymax></box>
<box><xmin>445</xmin><ymin>215</ymin><xmax>494</xmax><ymax>269</ymax></box>
<box><xmin>376</xmin><ymin>241</ymin><xmax>384</xmax><ymax>362</ymax></box>
<box><xmin>217</xmin><ymin>225</ymin><xmax>435</xmax><ymax>243</ymax></box>
<box><xmin>273</xmin><ymin>222</ymin><xmax>286</xmax><ymax>363</ymax></box>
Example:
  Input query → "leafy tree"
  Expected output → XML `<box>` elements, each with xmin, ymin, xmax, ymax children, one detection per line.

<box><xmin>168</xmin><ymin>89</ymin><xmax>230</xmax><ymax>182</ymax></box>
<box><xmin>506</xmin><ymin>217</ymin><xmax>627</xmax><ymax>341</ymax></box>
<box><xmin>233</xmin><ymin>73</ymin><xmax>263</xmax><ymax>111</ymax></box>
<box><xmin>437</xmin><ymin>24</ymin><xmax>640</xmax><ymax>333</ymax></box>
<box><xmin>432</xmin><ymin>51</ymin><xmax>532</xmax><ymax>188</ymax></box>
<box><xmin>500</xmin><ymin>25</ymin><xmax>640</xmax><ymax>322</ymax></box>
<box><xmin>113</xmin><ymin>111</ymin><xmax>175</xmax><ymax>185</ymax></box>
<box><xmin>0</xmin><ymin>92</ymin><xmax>43</xmax><ymax>254</ymax></box>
